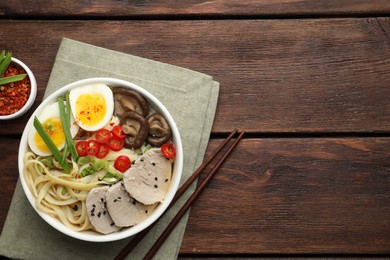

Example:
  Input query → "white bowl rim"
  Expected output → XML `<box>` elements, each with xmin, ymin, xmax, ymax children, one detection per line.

<box><xmin>0</xmin><ymin>57</ymin><xmax>37</xmax><ymax>120</ymax></box>
<box><xmin>18</xmin><ymin>77</ymin><xmax>183</xmax><ymax>242</ymax></box>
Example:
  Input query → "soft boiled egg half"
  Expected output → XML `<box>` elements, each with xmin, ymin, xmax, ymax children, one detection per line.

<box><xmin>28</xmin><ymin>101</ymin><xmax>79</xmax><ymax>156</ymax></box>
<box><xmin>69</xmin><ymin>83</ymin><xmax>114</xmax><ymax>132</ymax></box>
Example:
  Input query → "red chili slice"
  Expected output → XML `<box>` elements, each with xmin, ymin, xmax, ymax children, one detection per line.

<box><xmin>108</xmin><ymin>136</ymin><xmax>125</xmax><ymax>151</ymax></box>
<box><xmin>114</xmin><ymin>155</ymin><xmax>131</xmax><ymax>172</ymax></box>
<box><xmin>86</xmin><ymin>140</ymin><xmax>100</xmax><ymax>156</ymax></box>
<box><xmin>111</xmin><ymin>125</ymin><xmax>126</xmax><ymax>139</ymax></box>
<box><xmin>75</xmin><ymin>140</ymin><xmax>88</xmax><ymax>156</ymax></box>
<box><xmin>96</xmin><ymin>143</ymin><xmax>109</xmax><ymax>159</ymax></box>
<box><xmin>161</xmin><ymin>143</ymin><xmax>176</xmax><ymax>159</ymax></box>
<box><xmin>95</xmin><ymin>128</ymin><xmax>111</xmax><ymax>144</ymax></box>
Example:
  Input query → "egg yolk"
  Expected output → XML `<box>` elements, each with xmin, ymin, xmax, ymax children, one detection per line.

<box><xmin>34</xmin><ymin>117</ymin><xmax>65</xmax><ymax>153</ymax></box>
<box><xmin>75</xmin><ymin>93</ymin><xmax>106</xmax><ymax>127</ymax></box>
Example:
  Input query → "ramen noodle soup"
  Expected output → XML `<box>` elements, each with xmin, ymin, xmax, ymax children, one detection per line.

<box><xmin>23</xmin><ymin>83</ymin><xmax>177</xmax><ymax>235</ymax></box>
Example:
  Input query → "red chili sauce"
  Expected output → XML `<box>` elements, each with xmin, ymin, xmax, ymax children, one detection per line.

<box><xmin>0</xmin><ymin>65</ymin><xmax>31</xmax><ymax>116</ymax></box>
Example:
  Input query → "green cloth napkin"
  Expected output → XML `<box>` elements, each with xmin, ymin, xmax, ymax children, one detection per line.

<box><xmin>0</xmin><ymin>38</ymin><xmax>219</xmax><ymax>259</ymax></box>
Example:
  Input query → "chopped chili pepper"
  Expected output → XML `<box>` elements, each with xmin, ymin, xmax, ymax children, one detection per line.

<box><xmin>161</xmin><ymin>143</ymin><xmax>176</xmax><ymax>159</ymax></box>
<box><xmin>114</xmin><ymin>155</ymin><xmax>131</xmax><ymax>172</ymax></box>
<box><xmin>95</xmin><ymin>128</ymin><xmax>111</xmax><ymax>143</ymax></box>
<box><xmin>75</xmin><ymin>140</ymin><xmax>88</xmax><ymax>156</ymax></box>
<box><xmin>108</xmin><ymin>136</ymin><xmax>125</xmax><ymax>151</ymax></box>
<box><xmin>0</xmin><ymin>64</ymin><xmax>31</xmax><ymax>116</ymax></box>
<box><xmin>86</xmin><ymin>140</ymin><xmax>100</xmax><ymax>156</ymax></box>
<box><xmin>96</xmin><ymin>143</ymin><xmax>109</xmax><ymax>158</ymax></box>
<box><xmin>111</xmin><ymin>125</ymin><xmax>126</xmax><ymax>139</ymax></box>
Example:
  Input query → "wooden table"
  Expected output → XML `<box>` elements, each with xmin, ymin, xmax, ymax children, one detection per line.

<box><xmin>1</xmin><ymin>1</ymin><xmax>390</xmax><ymax>258</ymax></box>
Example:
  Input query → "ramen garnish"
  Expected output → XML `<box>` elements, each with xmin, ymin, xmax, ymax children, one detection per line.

<box><xmin>0</xmin><ymin>65</ymin><xmax>30</xmax><ymax>116</ymax></box>
<box><xmin>24</xmin><ymin>84</ymin><xmax>175</xmax><ymax>234</ymax></box>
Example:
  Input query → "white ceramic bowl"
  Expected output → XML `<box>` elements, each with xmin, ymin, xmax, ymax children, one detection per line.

<box><xmin>18</xmin><ymin>77</ymin><xmax>183</xmax><ymax>242</ymax></box>
<box><xmin>0</xmin><ymin>57</ymin><xmax>37</xmax><ymax>120</ymax></box>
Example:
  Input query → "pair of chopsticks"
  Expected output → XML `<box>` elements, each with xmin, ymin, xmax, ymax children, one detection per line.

<box><xmin>115</xmin><ymin>129</ymin><xmax>244</xmax><ymax>260</ymax></box>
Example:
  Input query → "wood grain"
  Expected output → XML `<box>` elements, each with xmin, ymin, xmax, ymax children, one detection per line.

<box><xmin>180</xmin><ymin>137</ymin><xmax>390</xmax><ymax>254</ymax></box>
<box><xmin>1</xmin><ymin>0</ymin><xmax>389</xmax><ymax>258</ymax></box>
<box><xmin>0</xmin><ymin>0</ymin><xmax>389</xmax><ymax>17</ymax></box>
<box><xmin>0</xmin><ymin>138</ymin><xmax>19</xmax><ymax>233</ymax></box>
<box><xmin>0</xmin><ymin>0</ymin><xmax>390</xmax><ymax>259</ymax></box>
<box><xmin>0</xmin><ymin>18</ymin><xmax>390</xmax><ymax>135</ymax></box>
<box><xmin>1</xmin><ymin>137</ymin><xmax>389</xmax><ymax>254</ymax></box>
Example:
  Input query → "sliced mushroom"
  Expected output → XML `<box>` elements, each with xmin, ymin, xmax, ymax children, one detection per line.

<box><xmin>120</xmin><ymin>110</ymin><xmax>150</xmax><ymax>149</ymax></box>
<box><xmin>146</xmin><ymin>113</ymin><xmax>172</xmax><ymax>147</ymax></box>
<box><xmin>113</xmin><ymin>88</ymin><xmax>149</xmax><ymax>117</ymax></box>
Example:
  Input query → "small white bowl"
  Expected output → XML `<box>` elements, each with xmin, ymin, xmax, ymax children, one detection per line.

<box><xmin>0</xmin><ymin>57</ymin><xmax>37</xmax><ymax>120</ymax></box>
<box><xmin>18</xmin><ymin>77</ymin><xmax>183</xmax><ymax>242</ymax></box>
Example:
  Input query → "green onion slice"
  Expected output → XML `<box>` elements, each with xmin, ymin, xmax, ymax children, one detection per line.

<box><xmin>0</xmin><ymin>50</ymin><xmax>5</xmax><ymax>65</ymax></box>
<box><xmin>0</xmin><ymin>74</ymin><xmax>27</xmax><ymax>85</ymax></box>
<box><xmin>0</xmin><ymin>51</ymin><xmax>12</xmax><ymax>77</ymax></box>
<box><xmin>33</xmin><ymin>116</ymin><xmax>71</xmax><ymax>174</ymax></box>
<box><xmin>58</xmin><ymin>96</ymin><xmax>78</xmax><ymax>162</ymax></box>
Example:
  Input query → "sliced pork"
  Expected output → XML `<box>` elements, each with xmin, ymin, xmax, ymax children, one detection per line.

<box><xmin>86</xmin><ymin>186</ymin><xmax>121</xmax><ymax>234</ymax></box>
<box><xmin>106</xmin><ymin>181</ymin><xmax>155</xmax><ymax>227</ymax></box>
<box><xmin>123</xmin><ymin>148</ymin><xmax>172</xmax><ymax>205</ymax></box>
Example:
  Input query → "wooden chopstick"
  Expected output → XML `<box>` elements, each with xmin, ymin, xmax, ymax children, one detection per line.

<box><xmin>115</xmin><ymin>129</ymin><xmax>238</xmax><ymax>260</ymax></box>
<box><xmin>171</xmin><ymin>129</ymin><xmax>239</xmax><ymax>205</ymax></box>
<box><xmin>114</xmin><ymin>129</ymin><xmax>241</xmax><ymax>260</ymax></box>
<box><xmin>143</xmin><ymin>130</ymin><xmax>245</xmax><ymax>260</ymax></box>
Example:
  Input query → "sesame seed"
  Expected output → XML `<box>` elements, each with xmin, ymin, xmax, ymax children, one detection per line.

<box><xmin>154</xmin><ymin>184</ymin><xmax>158</xmax><ymax>188</ymax></box>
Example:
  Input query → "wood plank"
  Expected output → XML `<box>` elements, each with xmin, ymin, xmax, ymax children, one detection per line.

<box><xmin>180</xmin><ymin>137</ymin><xmax>390</xmax><ymax>254</ymax></box>
<box><xmin>0</xmin><ymin>138</ymin><xmax>19</xmax><ymax>233</ymax></box>
<box><xmin>1</xmin><ymin>137</ymin><xmax>389</xmax><ymax>254</ymax></box>
<box><xmin>1</xmin><ymin>18</ymin><xmax>390</xmax><ymax>135</ymax></box>
<box><xmin>1</xmin><ymin>0</ymin><xmax>390</xmax><ymax>17</ymax></box>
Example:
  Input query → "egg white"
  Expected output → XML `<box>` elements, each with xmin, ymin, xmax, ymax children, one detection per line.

<box><xmin>28</xmin><ymin>101</ymin><xmax>79</xmax><ymax>156</ymax></box>
<box><xmin>69</xmin><ymin>83</ymin><xmax>114</xmax><ymax>132</ymax></box>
